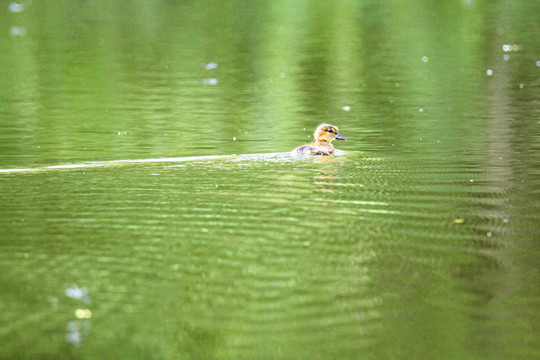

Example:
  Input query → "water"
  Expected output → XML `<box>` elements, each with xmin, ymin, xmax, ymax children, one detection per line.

<box><xmin>1</xmin><ymin>1</ymin><xmax>539</xmax><ymax>359</ymax></box>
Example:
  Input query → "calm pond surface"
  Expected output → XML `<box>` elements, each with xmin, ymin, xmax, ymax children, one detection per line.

<box><xmin>1</xmin><ymin>1</ymin><xmax>539</xmax><ymax>359</ymax></box>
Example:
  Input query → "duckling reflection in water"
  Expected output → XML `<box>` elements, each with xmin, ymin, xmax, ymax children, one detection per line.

<box><xmin>291</xmin><ymin>124</ymin><xmax>347</xmax><ymax>157</ymax></box>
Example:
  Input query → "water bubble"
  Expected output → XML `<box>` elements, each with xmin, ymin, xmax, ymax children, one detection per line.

<box><xmin>9</xmin><ymin>26</ymin><xmax>26</xmax><ymax>36</ymax></box>
<box><xmin>342</xmin><ymin>106</ymin><xmax>350</xmax><ymax>111</ymax></box>
<box><xmin>419</xmin><ymin>108</ymin><xmax>423</xmax><ymax>112</ymax></box>
<box><xmin>65</xmin><ymin>285</ymin><xmax>92</xmax><ymax>304</ymax></box>
<box><xmin>233</xmin><ymin>137</ymin><xmax>236</xmax><ymax>141</ymax></box>
<box><xmin>470</xmin><ymin>179</ymin><xmax>474</xmax><ymax>182</ymax></box>
<box><xmin>486</xmin><ymin>69</ymin><xmax>493</xmax><ymax>76</ymax></box>
<box><xmin>65</xmin><ymin>325</ymin><xmax>83</xmax><ymax>345</ymax></box>
<box><xmin>204</xmin><ymin>62</ymin><xmax>218</xmax><ymax>70</ymax></box>
<box><xmin>8</xmin><ymin>2</ymin><xmax>24</xmax><ymax>13</ymax></box>
<box><xmin>202</xmin><ymin>78</ymin><xmax>218</xmax><ymax>85</ymax></box>
<box><xmin>422</xmin><ymin>56</ymin><xmax>429</xmax><ymax>62</ymax></box>
<box><xmin>536</xmin><ymin>60</ymin><xmax>540</xmax><ymax>67</ymax></box>
<box><xmin>519</xmin><ymin>83</ymin><xmax>524</xmax><ymax>88</ymax></box>
<box><xmin>503</xmin><ymin>44</ymin><xmax>521</xmax><ymax>52</ymax></box>
<box><xmin>395</xmin><ymin>82</ymin><xmax>400</xmax><ymax>87</ymax></box>
<box><xmin>503</xmin><ymin>54</ymin><xmax>509</xmax><ymax>61</ymax></box>
<box><xmin>75</xmin><ymin>309</ymin><xmax>92</xmax><ymax>319</ymax></box>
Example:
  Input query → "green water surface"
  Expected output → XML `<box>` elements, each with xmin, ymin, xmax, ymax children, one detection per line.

<box><xmin>1</xmin><ymin>1</ymin><xmax>539</xmax><ymax>359</ymax></box>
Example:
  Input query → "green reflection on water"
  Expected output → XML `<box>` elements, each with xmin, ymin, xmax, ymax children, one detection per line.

<box><xmin>1</xmin><ymin>0</ymin><xmax>539</xmax><ymax>359</ymax></box>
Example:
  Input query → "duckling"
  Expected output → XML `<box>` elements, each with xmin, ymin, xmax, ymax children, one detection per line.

<box><xmin>291</xmin><ymin>123</ymin><xmax>346</xmax><ymax>156</ymax></box>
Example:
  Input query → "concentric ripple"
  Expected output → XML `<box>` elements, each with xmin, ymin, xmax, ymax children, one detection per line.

<box><xmin>0</xmin><ymin>152</ymin><xmax>538</xmax><ymax>358</ymax></box>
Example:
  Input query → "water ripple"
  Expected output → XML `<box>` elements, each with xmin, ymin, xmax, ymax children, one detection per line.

<box><xmin>0</xmin><ymin>151</ymin><xmax>536</xmax><ymax>357</ymax></box>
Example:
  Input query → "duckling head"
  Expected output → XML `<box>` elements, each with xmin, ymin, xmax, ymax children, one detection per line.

<box><xmin>314</xmin><ymin>123</ymin><xmax>347</xmax><ymax>143</ymax></box>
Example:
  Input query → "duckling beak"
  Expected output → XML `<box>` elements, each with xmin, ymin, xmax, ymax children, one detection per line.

<box><xmin>335</xmin><ymin>134</ymin><xmax>346</xmax><ymax>140</ymax></box>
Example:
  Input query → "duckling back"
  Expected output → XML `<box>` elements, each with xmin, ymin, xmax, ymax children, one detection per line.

<box><xmin>291</xmin><ymin>144</ymin><xmax>334</xmax><ymax>157</ymax></box>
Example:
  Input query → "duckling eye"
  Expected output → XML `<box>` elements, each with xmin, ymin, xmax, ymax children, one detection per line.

<box><xmin>327</xmin><ymin>129</ymin><xmax>334</xmax><ymax>133</ymax></box>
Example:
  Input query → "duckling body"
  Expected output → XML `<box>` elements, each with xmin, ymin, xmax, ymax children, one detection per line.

<box><xmin>291</xmin><ymin>124</ymin><xmax>346</xmax><ymax>157</ymax></box>
<box><xmin>293</xmin><ymin>142</ymin><xmax>335</xmax><ymax>156</ymax></box>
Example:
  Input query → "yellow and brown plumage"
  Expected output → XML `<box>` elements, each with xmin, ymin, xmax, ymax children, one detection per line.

<box><xmin>291</xmin><ymin>124</ymin><xmax>347</xmax><ymax>156</ymax></box>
